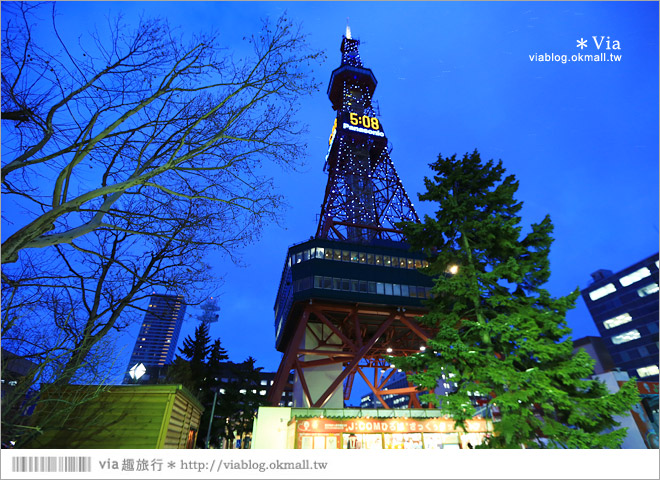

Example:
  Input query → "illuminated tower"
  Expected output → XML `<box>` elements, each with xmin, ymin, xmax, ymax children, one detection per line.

<box><xmin>268</xmin><ymin>30</ymin><xmax>434</xmax><ymax>409</ymax></box>
<box><xmin>317</xmin><ymin>29</ymin><xmax>419</xmax><ymax>243</ymax></box>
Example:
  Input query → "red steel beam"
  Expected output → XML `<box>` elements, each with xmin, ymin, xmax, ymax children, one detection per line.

<box><xmin>267</xmin><ymin>306</ymin><xmax>311</xmax><ymax>406</ymax></box>
<box><xmin>312</xmin><ymin>313</ymin><xmax>397</xmax><ymax>408</ymax></box>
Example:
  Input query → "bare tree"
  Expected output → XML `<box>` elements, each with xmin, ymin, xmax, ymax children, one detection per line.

<box><xmin>1</xmin><ymin>3</ymin><xmax>323</xmax><ymax>447</ymax></box>
<box><xmin>1</xmin><ymin>2</ymin><xmax>323</xmax><ymax>264</ymax></box>
<box><xmin>1</xmin><ymin>206</ymin><xmax>215</xmax><ymax>446</ymax></box>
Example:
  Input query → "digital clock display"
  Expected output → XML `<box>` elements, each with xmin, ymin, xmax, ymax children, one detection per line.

<box><xmin>348</xmin><ymin>112</ymin><xmax>380</xmax><ymax>131</ymax></box>
<box><xmin>340</xmin><ymin>112</ymin><xmax>385</xmax><ymax>138</ymax></box>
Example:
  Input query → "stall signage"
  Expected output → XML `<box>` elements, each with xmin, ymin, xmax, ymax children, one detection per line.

<box><xmin>296</xmin><ymin>417</ymin><xmax>490</xmax><ymax>434</ymax></box>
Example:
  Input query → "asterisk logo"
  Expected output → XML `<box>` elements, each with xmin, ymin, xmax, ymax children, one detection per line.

<box><xmin>576</xmin><ymin>38</ymin><xmax>588</xmax><ymax>49</ymax></box>
<box><xmin>167</xmin><ymin>461</ymin><xmax>176</xmax><ymax>469</ymax></box>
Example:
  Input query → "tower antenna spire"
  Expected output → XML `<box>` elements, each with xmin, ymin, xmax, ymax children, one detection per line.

<box><xmin>345</xmin><ymin>17</ymin><xmax>351</xmax><ymax>39</ymax></box>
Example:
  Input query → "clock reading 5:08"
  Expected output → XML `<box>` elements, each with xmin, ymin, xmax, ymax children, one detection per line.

<box><xmin>348</xmin><ymin>112</ymin><xmax>380</xmax><ymax>130</ymax></box>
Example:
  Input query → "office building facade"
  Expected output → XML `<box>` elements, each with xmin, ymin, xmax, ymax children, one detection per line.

<box><xmin>581</xmin><ymin>253</ymin><xmax>659</xmax><ymax>381</ymax></box>
<box><xmin>125</xmin><ymin>294</ymin><xmax>186</xmax><ymax>380</ymax></box>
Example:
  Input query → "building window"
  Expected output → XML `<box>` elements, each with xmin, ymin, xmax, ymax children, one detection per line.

<box><xmin>589</xmin><ymin>283</ymin><xmax>616</xmax><ymax>301</ymax></box>
<box><xmin>611</xmin><ymin>329</ymin><xmax>641</xmax><ymax>345</ymax></box>
<box><xmin>603</xmin><ymin>313</ymin><xmax>632</xmax><ymax>330</ymax></box>
<box><xmin>636</xmin><ymin>365</ymin><xmax>659</xmax><ymax>378</ymax></box>
<box><xmin>619</xmin><ymin>267</ymin><xmax>651</xmax><ymax>287</ymax></box>
<box><xmin>637</xmin><ymin>283</ymin><xmax>659</xmax><ymax>298</ymax></box>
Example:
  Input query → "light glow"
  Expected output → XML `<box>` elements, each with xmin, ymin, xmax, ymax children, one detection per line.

<box><xmin>589</xmin><ymin>283</ymin><xmax>616</xmax><ymax>301</ymax></box>
<box><xmin>611</xmin><ymin>329</ymin><xmax>641</xmax><ymax>345</ymax></box>
<box><xmin>619</xmin><ymin>267</ymin><xmax>651</xmax><ymax>287</ymax></box>
<box><xmin>638</xmin><ymin>283</ymin><xmax>659</xmax><ymax>297</ymax></box>
<box><xmin>603</xmin><ymin>312</ymin><xmax>632</xmax><ymax>330</ymax></box>
<box><xmin>128</xmin><ymin>363</ymin><xmax>146</xmax><ymax>380</ymax></box>
<box><xmin>637</xmin><ymin>365</ymin><xmax>660</xmax><ymax>378</ymax></box>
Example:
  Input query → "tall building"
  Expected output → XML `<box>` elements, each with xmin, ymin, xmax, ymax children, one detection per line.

<box><xmin>581</xmin><ymin>253</ymin><xmax>659</xmax><ymax>381</ymax></box>
<box><xmin>268</xmin><ymin>29</ymin><xmax>434</xmax><ymax>409</ymax></box>
<box><xmin>125</xmin><ymin>294</ymin><xmax>186</xmax><ymax>381</ymax></box>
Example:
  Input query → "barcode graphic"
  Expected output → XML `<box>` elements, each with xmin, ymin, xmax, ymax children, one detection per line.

<box><xmin>11</xmin><ymin>456</ymin><xmax>92</xmax><ymax>473</ymax></box>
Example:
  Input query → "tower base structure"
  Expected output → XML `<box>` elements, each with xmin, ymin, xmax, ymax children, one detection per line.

<box><xmin>268</xmin><ymin>238</ymin><xmax>436</xmax><ymax>409</ymax></box>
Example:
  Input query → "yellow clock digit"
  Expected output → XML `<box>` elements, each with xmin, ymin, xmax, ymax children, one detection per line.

<box><xmin>361</xmin><ymin>115</ymin><xmax>370</xmax><ymax>128</ymax></box>
<box><xmin>371</xmin><ymin>117</ymin><xmax>380</xmax><ymax>130</ymax></box>
<box><xmin>349</xmin><ymin>112</ymin><xmax>358</xmax><ymax>126</ymax></box>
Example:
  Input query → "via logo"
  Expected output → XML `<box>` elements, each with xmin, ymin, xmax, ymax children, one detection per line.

<box><xmin>592</xmin><ymin>36</ymin><xmax>621</xmax><ymax>50</ymax></box>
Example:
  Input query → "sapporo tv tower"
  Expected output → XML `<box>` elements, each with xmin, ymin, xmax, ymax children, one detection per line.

<box><xmin>268</xmin><ymin>27</ymin><xmax>435</xmax><ymax>409</ymax></box>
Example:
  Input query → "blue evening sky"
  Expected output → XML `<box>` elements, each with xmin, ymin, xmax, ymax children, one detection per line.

<box><xmin>4</xmin><ymin>2</ymin><xmax>659</xmax><ymax>385</ymax></box>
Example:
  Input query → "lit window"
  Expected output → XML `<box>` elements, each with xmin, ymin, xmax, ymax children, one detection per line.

<box><xmin>603</xmin><ymin>313</ymin><xmax>632</xmax><ymax>329</ymax></box>
<box><xmin>260</xmin><ymin>390</ymin><xmax>267</xmax><ymax>396</ymax></box>
<box><xmin>220</xmin><ymin>389</ymin><xmax>225</xmax><ymax>394</ymax></box>
<box><xmin>589</xmin><ymin>283</ymin><xmax>616</xmax><ymax>301</ymax></box>
<box><xmin>638</xmin><ymin>283</ymin><xmax>659</xmax><ymax>298</ymax></box>
<box><xmin>619</xmin><ymin>267</ymin><xmax>651</xmax><ymax>287</ymax></box>
<box><xmin>611</xmin><ymin>329</ymin><xmax>641</xmax><ymax>345</ymax></box>
<box><xmin>636</xmin><ymin>365</ymin><xmax>659</xmax><ymax>378</ymax></box>
<box><xmin>260</xmin><ymin>380</ymin><xmax>268</xmax><ymax>386</ymax></box>
<box><xmin>240</xmin><ymin>389</ymin><xmax>246</xmax><ymax>394</ymax></box>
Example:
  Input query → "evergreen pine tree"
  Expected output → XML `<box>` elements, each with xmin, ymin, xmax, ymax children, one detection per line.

<box><xmin>397</xmin><ymin>150</ymin><xmax>639</xmax><ymax>448</ymax></box>
<box><xmin>207</xmin><ymin>339</ymin><xmax>229</xmax><ymax>371</ymax></box>
<box><xmin>173</xmin><ymin>322</ymin><xmax>213</xmax><ymax>393</ymax></box>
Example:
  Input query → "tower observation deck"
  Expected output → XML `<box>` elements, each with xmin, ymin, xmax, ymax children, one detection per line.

<box><xmin>268</xmin><ymin>31</ymin><xmax>434</xmax><ymax>409</ymax></box>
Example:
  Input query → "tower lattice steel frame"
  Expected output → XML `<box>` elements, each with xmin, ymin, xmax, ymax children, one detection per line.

<box><xmin>269</xmin><ymin>31</ymin><xmax>433</xmax><ymax>409</ymax></box>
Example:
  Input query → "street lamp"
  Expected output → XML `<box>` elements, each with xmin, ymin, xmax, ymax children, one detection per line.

<box><xmin>205</xmin><ymin>388</ymin><xmax>219</xmax><ymax>449</ymax></box>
